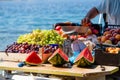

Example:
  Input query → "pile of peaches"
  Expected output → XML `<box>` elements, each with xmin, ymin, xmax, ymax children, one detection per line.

<box><xmin>97</xmin><ymin>28</ymin><xmax>120</xmax><ymax>45</ymax></box>
<box><xmin>105</xmin><ymin>47</ymin><xmax>120</xmax><ymax>54</ymax></box>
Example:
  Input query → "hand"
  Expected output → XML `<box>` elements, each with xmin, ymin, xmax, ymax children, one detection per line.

<box><xmin>81</xmin><ymin>17</ymin><xmax>91</xmax><ymax>26</ymax></box>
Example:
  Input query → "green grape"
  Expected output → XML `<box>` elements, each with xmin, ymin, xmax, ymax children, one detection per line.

<box><xmin>17</xmin><ymin>29</ymin><xmax>65</xmax><ymax>46</ymax></box>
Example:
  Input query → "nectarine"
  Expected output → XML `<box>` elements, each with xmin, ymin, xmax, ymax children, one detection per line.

<box><xmin>103</xmin><ymin>31</ymin><xmax>111</xmax><ymax>36</ymax></box>
<box><xmin>115</xmin><ymin>34</ymin><xmax>120</xmax><ymax>40</ymax></box>
<box><xmin>85</xmin><ymin>28</ymin><xmax>92</xmax><ymax>35</ymax></box>
<box><xmin>101</xmin><ymin>36</ymin><xmax>108</xmax><ymax>43</ymax></box>
<box><xmin>104</xmin><ymin>40</ymin><xmax>112</xmax><ymax>44</ymax></box>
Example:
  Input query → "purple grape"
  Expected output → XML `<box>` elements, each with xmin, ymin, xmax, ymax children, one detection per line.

<box><xmin>5</xmin><ymin>42</ymin><xmax>41</xmax><ymax>54</ymax></box>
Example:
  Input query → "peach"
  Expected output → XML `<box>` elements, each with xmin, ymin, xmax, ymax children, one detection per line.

<box><xmin>85</xmin><ymin>28</ymin><xmax>92</xmax><ymax>35</ymax></box>
<box><xmin>97</xmin><ymin>36</ymin><xmax>101</xmax><ymax>42</ymax></box>
<box><xmin>62</xmin><ymin>34</ymin><xmax>68</xmax><ymax>39</ymax></box>
<box><xmin>77</xmin><ymin>35</ymin><xmax>82</xmax><ymax>38</ymax></box>
<box><xmin>104</xmin><ymin>40</ymin><xmax>112</xmax><ymax>44</ymax></box>
<box><xmin>101</xmin><ymin>36</ymin><xmax>108</xmax><ymax>43</ymax></box>
<box><xmin>112</xmin><ymin>33</ymin><xmax>117</xmax><ymax>37</ymax></box>
<box><xmin>109</xmin><ymin>37</ymin><xmax>118</xmax><ymax>45</ymax></box>
<box><xmin>115</xmin><ymin>34</ymin><xmax>120</xmax><ymax>40</ymax></box>
<box><xmin>70</xmin><ymin>35</ymin><xmax>77</xmax><ymax>40</ymax></box>
<box><xmin>111</xmin><ymin>30</ymin><xmax>116</xmax><ymax>34</ymax></box>
<box><xmin>103</xmin><ymin>31</ymin><xmax>111</xmax><ymax>36</ymax></box>
<box><xmin>105</xmin><ymin>34</ymin><xmax>112</xmax><ymax>39</ymax></box>
<box><xmin>109</xmin><ymin>29</ymin><xmax>115</xmax><ymax>33</ymax></box>
<box><xmin>114</xmin><ymin>29</ymin><xmax>119</xmax><ymax>33</ymax></box>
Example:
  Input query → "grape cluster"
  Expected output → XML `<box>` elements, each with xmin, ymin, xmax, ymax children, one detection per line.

<box><xmin>17</xmin><ymin>29</ymin><xmax>64</xmax><ymax>46</ymax></box>
<box><xmin>43</xmin><ymin>45</ymin><xmax>59</xmax><ymax>53</ymax></box>
<box><xmin>5</xmin><ymin>42</ymin><xmax>41</xmax><ymax>54</ymax></box>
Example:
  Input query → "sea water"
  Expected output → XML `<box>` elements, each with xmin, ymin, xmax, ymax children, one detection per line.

<box><xmin>0</xmin><ymin>0</ymin><xmax>103</xmax><ymax>50</ymax></box>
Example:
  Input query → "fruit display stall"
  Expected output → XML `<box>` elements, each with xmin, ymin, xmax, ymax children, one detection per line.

<box><xmin>0</xmin><ymin>22</ymin><xmax>120</xmax><ymax>80</ymax></box>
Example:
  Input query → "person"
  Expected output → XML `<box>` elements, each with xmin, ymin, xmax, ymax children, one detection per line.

<box><xmin>81</xmin><ymin>0</ymin><xmax>120</xmax><ymax>80</ymax></box>
<box><xmin>81</xmin><ymin>0</ymin><xmax>120</xmax><ymax>25</ymax></box>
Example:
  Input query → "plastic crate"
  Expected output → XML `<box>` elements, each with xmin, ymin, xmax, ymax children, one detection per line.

<box><xmin>95</xmin><ymin>49</ymin><xmax>120</xmax><ymax>66</ymax></box>
<box><xmin>107</xmin><ymin>25</ymin><xmax>120</xmax><ymax>28</ymax></box>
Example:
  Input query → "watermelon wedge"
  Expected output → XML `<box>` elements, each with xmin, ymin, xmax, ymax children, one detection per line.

<box><xmin>48</xmin><ymin>48</ymin><xmax>69</xmax><ymax>66</ymax></box>
<box><xmin>25</xmin><ymin>51</ymin><xmax>42</xmax><ymax>66</ymax></box>
<box><xmin>74</xmin><ymin>47</ymin><xmax>94</xmax><ymax>67</ymax></box>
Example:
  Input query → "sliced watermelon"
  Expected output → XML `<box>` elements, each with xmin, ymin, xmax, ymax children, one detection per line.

<box><xmin>74</xmin><ymin>47</ymin><xmax>94</xmax><ymax>67</ymax></box>
<box><xmin>25</xmin><ymin>51</ymin><xmax>42</xmax><ymax>66</ymax></box>
<box><xmin>48</xmin><ymin>48</ymin><xmax>69</xmax><ymax>66</ymax></box>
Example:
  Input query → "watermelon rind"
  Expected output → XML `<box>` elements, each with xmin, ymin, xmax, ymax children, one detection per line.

<box><xmin>25</xmin><ymin>51</ymin><xmax>42</xmax><ymax>66</ymax></box>
<box><xmin>74</xmin><ymin>57</ymin><xmax>93</xmax><ymax>67</ymax></box>
<box><xmin>74</xmin><ymin>47</ymin><xmax>94</xmax><ymax>67</ymax></box>
<box><xmin>25</xmin><ymin>62</ymin><xmax>41</xmax><ymax>66</ymax></box>
<box><xmin>48</xmin><ymin>53</ymin><xmax>68</xmax><ymax>66</ymax></box>
<box><xmin>48</xmin><ymin>48</ymin><xmax>69</xmax><ymax>66</ymax></box>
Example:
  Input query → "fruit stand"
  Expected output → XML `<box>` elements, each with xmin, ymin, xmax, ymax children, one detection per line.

<box><xmin>0</xmin><ymin>52</ymin><xmax>119</xmax><ymax>80</ymax></box>
<box><xmin>0</xmin><ymin>22</ymin><xmax>120</xmax><ymax>80</ymax></box>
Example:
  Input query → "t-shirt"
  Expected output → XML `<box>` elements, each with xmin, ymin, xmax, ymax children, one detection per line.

<box><xmin>96</xmin><ymin>0</ymin><xmax>120</xmax><ymax>25</ymax></box>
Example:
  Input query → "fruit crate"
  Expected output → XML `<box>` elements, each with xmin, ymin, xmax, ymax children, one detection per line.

<box><xmin>100</xmin><ymin>24</ymin><xmax>120</xmax><ymax>47</ymax></box>
<box><xmin>107</xmin><ymin>24</ymin><xmax>120</xmax><ymax>28</ymax></box>
<box><xmin>95</xmin><ymin>49</ymin><xmax>120</xmax><ymax>66</ymax></box>
<box><xmin>53</xmin><ymin>22</ymin><xmax>102</xmax><ymax>36</ymax></box>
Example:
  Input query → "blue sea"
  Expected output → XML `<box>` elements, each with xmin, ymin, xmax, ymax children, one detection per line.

<box><xmin>0</xmin><ymin>0</ymin><xmax>102</xmax><ymax>50</ymax></box>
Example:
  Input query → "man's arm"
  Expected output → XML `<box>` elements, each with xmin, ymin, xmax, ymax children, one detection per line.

<box><xmin>81</xmin><ymin>7</ymin><xmax>99</xmax><ymax>25</ymax></box>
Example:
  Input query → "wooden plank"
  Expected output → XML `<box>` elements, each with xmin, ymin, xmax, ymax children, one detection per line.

<box><xmin>0</xmin><ymin>52</ymin><xmax>28</xmax><ymax>62</ymax></box>
<box><xmin>0</xmin><ymin>52</ymin><xmax>41</xmax><ymax>62</ymax></box>
<box><xmin>0</xmin><ymin>52</ymin><xmax>119</xmax><ymax>79</ymax></box>
<box><xmin>0</xmin><ymin>61</ymin><xmax>118</xmax><ymax>77</ymax></box>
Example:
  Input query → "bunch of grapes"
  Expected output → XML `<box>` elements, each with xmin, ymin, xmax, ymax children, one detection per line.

<box><xmin>17</xmin><ymin>29</ymin><xmax>64</xmax><ymax>46</ymax></box>
<box><xmin>5</xmin><ymin>42</ymin><xmax>41</xmax><ymax>54</ymax></box>
<box><xmin>43</xmin><ymin>44</ymin><xmax>59</xmax><ymax>53</ymax></box>
<box><xmin>39</xmin><ymin>30</ymin><xmax>64</xmax><ymax>46</ymax></box>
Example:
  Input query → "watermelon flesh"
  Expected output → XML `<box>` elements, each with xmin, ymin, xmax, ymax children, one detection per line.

<box><xmin>25</xmin><ymin>51</ymin><xmax>42</xmax><ymax>65</ymax></box>
<box><xmin>48</xmin><ymin>48</ymin><xmax>69</xmax><ymax>66</ymax></box>
<box><xmin>74</xmin><ymin>47</ymin><xmax>94</xmax><ymax>67</ymax></box>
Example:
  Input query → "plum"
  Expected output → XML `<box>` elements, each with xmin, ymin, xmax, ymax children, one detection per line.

<box><xmin>109</xmin><ymin>37</ymin><xmax>116</xmax><ymax>44</ymax></box>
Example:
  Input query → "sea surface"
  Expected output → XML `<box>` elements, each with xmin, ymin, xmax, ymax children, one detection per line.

<box><xmin>0</xmin><ymin>0</ymin><xmax>102</xmax><ymax>50</ymax></box>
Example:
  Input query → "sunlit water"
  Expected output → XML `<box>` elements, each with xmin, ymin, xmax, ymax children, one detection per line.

<box><xmin>0</xmin><ymin>0</ymin><xmax>102</xmax><ymax>50</ymax></box>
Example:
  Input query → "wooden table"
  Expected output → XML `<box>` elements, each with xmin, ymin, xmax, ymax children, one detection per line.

<box><xmin>0</xmin><ymin>52</ymin><xmax>119</xmax><ymax>80</ymax></box>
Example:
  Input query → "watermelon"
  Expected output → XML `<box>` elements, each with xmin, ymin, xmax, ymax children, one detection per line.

<box><xmin>74</xmin><ymin>47</ymin><xmax>94</xmax><ymax>67</ymax></box>
<box><xmin>25</xmin><ymin>51</ymin><xmax>42</xmax><ymax>66</ymax></box>
<box><xmin>48</xmin><ymin>48</ymin><xmax>69</xmax><ymax>66</ymax></box>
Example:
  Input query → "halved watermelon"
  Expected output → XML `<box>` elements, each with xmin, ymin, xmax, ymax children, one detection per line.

<box><xmin>74</xmin><ymin>47</ymin><xmax>94</xmax><ymax>67</ymax></box>
<box><xmin>48</xmin><ymin>48</ymin><xmax>69</xmax><ymax>66</ymax></box>
<box><xmin>25</xmin><ymin>51</ymin><xmax>42</xmax><ymax>66</ymax></box>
